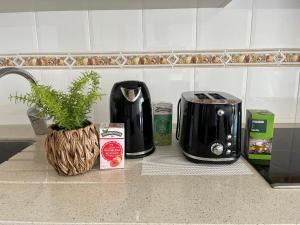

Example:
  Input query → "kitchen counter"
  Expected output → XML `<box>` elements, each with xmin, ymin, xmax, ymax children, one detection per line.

<box><xmin>1</xmin><ymin>126</ymin><xmax>300</xmax><ymax>224</ymax></box>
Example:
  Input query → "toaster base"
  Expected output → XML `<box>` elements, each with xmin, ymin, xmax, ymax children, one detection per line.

<box><xmin>183</xmin><ymin>151</ymin><xmax>239</xmax><ymax>164</ymax></box>
<box><xmin>125</xmin><ymin>147</ymin><xmax>155</xmax><ymax>159</ymax></box>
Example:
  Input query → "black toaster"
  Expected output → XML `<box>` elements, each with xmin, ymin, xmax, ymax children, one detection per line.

<box><xmin>176</xmin><ymin>91</ymin><xmax>242</xmax><ymax>163</ymax></box>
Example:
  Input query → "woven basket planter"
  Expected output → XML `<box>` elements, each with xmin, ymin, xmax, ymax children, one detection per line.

<box><xmin>45</xmin><ymin>121</ymin><xmax>100</xmax><ymax>176</ymax></box>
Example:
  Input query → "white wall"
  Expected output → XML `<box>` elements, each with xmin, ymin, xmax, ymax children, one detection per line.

<box><xmin>0</xmin><ymin>0</ymin><xmax>299</xmax><ymax>125</ymax></box>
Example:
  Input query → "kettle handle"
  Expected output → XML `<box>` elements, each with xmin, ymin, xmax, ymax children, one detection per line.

<box><xmin>120</xmin><ymin>87</ymin><xmax>141</xmax><ymax>102</ymax></box>
<box><xmin>176</xmin><ymin>98</ymin><xmax>181</xmax><ymax>140</ymax></box>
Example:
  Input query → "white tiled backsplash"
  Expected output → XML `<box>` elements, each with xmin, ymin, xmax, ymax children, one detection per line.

<box><xmin>0</xmin><ymin>0</ymin><xmax>300</xmax><ymax>126</ymax></box>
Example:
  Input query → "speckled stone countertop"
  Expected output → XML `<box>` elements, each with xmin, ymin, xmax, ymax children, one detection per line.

<box><xmin>1</xmin><ymin>125</ymin><xmax>300</xmax><ymax>225</ymax></box>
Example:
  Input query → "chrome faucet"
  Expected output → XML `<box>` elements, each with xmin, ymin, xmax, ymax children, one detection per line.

<box><xmin>0</xmin><ymin>67</ymin><xmax>36</xmax><ymax>83</ymax></box>
<box><xmin>0</xmin><ymin>67</ymin><xmax>48</xmax><ymax>135</ymax></box>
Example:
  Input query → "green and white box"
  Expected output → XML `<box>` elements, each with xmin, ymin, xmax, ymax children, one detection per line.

<box><xmin>245</xmin><ymin>109</ymin><xmax>275</xmax><ymax>165</ymax></box>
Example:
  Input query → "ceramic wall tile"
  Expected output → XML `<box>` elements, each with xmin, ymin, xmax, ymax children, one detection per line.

<box><xmin>143</xmin><ymin>9</ymin><xmax>197</xmax><ymax>51</ymax></box>
<box><xmin>36</xmin><ymin>11</ymin><xmax>90</xmax><ymax>52</ymax></box>
<box><xmin>0</xmin><ymin>12</ymin><xmax>38</xmax><ymax>53</ymax></box>
<box><xmin>253</xmin><ymin>0</ymin><xmax>300</xmax><ymax>8</ymax></box>
<box><xmin>90</xmin><ymin>10</ymin><xmax>143</xmax><ymax>52</ymax></box>
<box><xmin>251</xmin><ymin>0</ymin><xmax>300</xmax><ymax>48</ymax></box>
<box><xmin>1</xmin><ymin>5</ymin><xmax>300</xmax><ymax>126</ymax></box>
<box><xmin>195</xmin><ymin>67</ymin><xmax>247</xmax><ymax>122</ymax></box>
<box><xmin>93</xmin><ymin>69</ymin><xmax>143</xmax><ymax>123</ymax></box>
<box><xmin>143</xmin><ymin>68</ymin><xmax>194</xmax><ymax>122</ymax></box>
<box><xmin>246</xmin><ymin>68</ymin><xmax>300</xmax><ymax>123</ymax></box>
<box><xmin>194</xmin><ymin>68</ymin><xmax>247</xmax><ymax>99</ymax></box>
<box><xmin>0</xmin><ymin>70</ymin><xmax>41</xmax><ymax>124</ymax></box>
<box><xmin>40</xmin><ymin>70</ymin><xmax>80</xmax><ymax>92</ymax></box>
<box><xmin>197</xmin><ymin>0</ymin><xmax>252</xmax><ymax>49</ymax></box>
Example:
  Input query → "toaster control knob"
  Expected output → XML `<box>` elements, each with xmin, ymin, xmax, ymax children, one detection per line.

<box><xmin>227</xmin><ymin>134</ymin><xmax>232</xmax><ymax>140</ymax></box>
<box><xmin>217</xmin><ymin>109</ymin><xmax>225</xmax><ymax>116</ymax></box>
<box><xmin>211</xmin><ymin>143</ymin><xmax>224</xmax><ymax>156</ymax></box>
<box><xmin>227</xmin><ymin>142</ymin><xmax>232</xmax><ymax>147</ymax></box>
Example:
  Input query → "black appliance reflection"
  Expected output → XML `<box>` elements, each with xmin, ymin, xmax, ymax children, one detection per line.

<box><xmin>244</xmin><ymin>128</ymin><xmax>300</xmax><ymax>187</ymax></box>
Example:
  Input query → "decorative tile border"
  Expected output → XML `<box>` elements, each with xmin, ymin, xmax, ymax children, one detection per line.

<box><xmin>0</xmin><ymin>49</ymin><xmax>300</xmax><ymax>69</ymax></box>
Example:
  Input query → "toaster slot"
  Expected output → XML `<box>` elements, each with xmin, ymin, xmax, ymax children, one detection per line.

<box><xmin>209</xmin><ymin>93</ymin><xmax>226</xmax><ymax>100</ymax></box>
<box><xmin>195</xmin><ymin>93</ymin><xmax>210</xmax><ymax>99</ymax></box>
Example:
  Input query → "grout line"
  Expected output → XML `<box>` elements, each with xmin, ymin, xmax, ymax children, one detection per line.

<box><xmin>142</xmin><ymin>66</ymin><xmax>145</xmax><ymax>82</ymax></box>
<box><xmin>33</xmin><ymin>12</ymin><xmax>40</xmax><ymax>52</ymax></box>
<box><xmin>193</xmin><ymin>7</ymin><xmax>198</xmax><ymax>91</ymax></box>
<box><xmin>193</xmin><ymin>68</ymin><xmax>196</xmax><ymax>91</ymax></box>
<box><xmin>245</xmin><ymin>0</ymin><xmax>255</xmax><ymax>117</ymax></box>
<box><xmin>195</xmin><ymin>7</ymin><xmax>198</xmax><ymax>50</ymax></box>
<box><xmin>0</xmin><ymin>222</ymin><xmax>286</xmax><ymax>225</ymax></box>
<box><xmin>0</xmin><ymin>222</ymin><xmax>210</xmax><ymax>225</ymax></box>
<box><xmin>244</xmin><ymin>67</ymin><xmax>250</xmax><ymax>119</ymax></box>
<box><xmin>248</xmin><ymin>0</ymin><xmax>255</xmax><ymax>49</ymax></box>
<box><xmin>0</xmin><ymin>181</ymin><xmax>127</xmax><ymax>184</ymax></box>
<box><xmin>141</xmin><ymin>8</ymin><xmax>145</xmax><ymax>81</ymax></box>
<box><xmin>45</xmin><ymin>163</ymin><xmax>48</xmax><ymax>183</ymax></box>
<box><xmin>141</xmin><ymin>8</ymin><xmax>144</xmax><ymax>52</ymax></box>
<box><xmin>195</xmin><ymin>4</ymin><xmax>199</xmax><ymax>87</ymax></box>
<box><xmin>87</xmin><ymin>10</ymin><xmax>96</xmax><ymax>122</ymax></box>
<box><xmin>1</xmin><ymin>49</ymin><xmax>300</xmax><ymax>56</ymax></box>
<box><xmin>87</xmin><ymin>10</ymin><xmax>94</xmax><ymax>51</ymax></box>
<box><xmin>86</xmin><ymin>9</ymin><xmax>96</xmax><ymax>120</ymax></box>
<box><xmin>293</xmin><ymin>70</ymin><xmax>300</xmax><ymax>123</ymax></box>
<box><xmin>141</xmin><ymin>8</ymin><xmax>147</xmax><ymax>53</ymax></box>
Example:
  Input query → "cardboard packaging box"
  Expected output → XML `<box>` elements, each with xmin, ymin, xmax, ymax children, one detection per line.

<box><xmin>99</xmin><ymin>123</ymin><xmax>125</xmax><ymax>170</ymax></box>
<box><xmin>244</xmin><ymin>110</ymin><xmax>275</xmax><ymax>165</ymax></box>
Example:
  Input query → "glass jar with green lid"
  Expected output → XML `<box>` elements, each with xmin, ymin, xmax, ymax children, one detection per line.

<box><xmin>153</xmin><ymin>102</ymin><xmax>172</xmax><ymax>146</ymax></box>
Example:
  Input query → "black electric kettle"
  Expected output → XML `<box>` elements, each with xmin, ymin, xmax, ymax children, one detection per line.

<box><xmin>110</xmin><ymin>81</ymin><xmax>155</xmax><ymax>158</ymax></box>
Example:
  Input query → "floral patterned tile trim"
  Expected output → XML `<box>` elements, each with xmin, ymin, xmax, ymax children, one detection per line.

<box><xmin>0</xmin><ymin>50</ymin><xmax>299</xmax><ymax>68</ymax></box>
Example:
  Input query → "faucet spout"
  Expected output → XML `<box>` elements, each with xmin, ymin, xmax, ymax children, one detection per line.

<box><xmin>0</xmin><ymin>67</ymin><xmax>47</xmax><ymax>136</ymax></box>
<box><xmin>0</xmin><ymin>67</ymin><xmax>37</xmax><ymax>84</ymax></box>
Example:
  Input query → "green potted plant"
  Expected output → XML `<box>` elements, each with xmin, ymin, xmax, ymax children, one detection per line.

<box><xmin>11</xmin><ymin>71</ymin><xmax>103</xmax><ymax>176</ymax></box>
